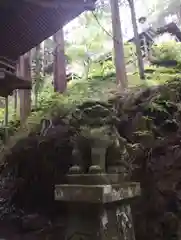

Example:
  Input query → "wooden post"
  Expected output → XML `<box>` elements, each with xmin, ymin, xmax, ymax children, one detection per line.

<box><xmin>128</xmin><ymin>0</ymin><xmax>145</xmax><ymax>79</ymax></box>
<box><xmin>53</xmin><ymin>28</ymin><xmax>67</xmax><ymax>93</ymax></box>
<box><xmin>110</xmin><ymin>0</ymin><xmax>127</xmax><ymax>89</ymax></box>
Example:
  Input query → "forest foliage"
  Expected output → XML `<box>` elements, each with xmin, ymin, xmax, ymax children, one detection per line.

<box><xmin>0</xmin><ymin>0</ymin><xmax>181</xmax><ymax>143</ymax></box>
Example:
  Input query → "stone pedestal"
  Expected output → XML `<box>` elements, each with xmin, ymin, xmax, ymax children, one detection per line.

<box><xmin>55</xmin><ymin>128</ymin><xmax>141</xmax><ymax>240</ymax></box>
<box><xmin>55</xmin><ymin>173</ymin><xmax>140</xmax><ymax>240</ymax></box>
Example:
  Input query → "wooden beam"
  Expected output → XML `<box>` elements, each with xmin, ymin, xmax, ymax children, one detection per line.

<box><xmin>25</xmin><ymin>0</ymin><xmax>95</xmax><ymax>10</ymax></box>
<box><xmin>110</xmin><ymin>0</ymin><xmax>127</xmax><ymax>89</ymax></box>
<box><xmin>0</xmin><ymin>60</ymin><xmax>15</xmax><ymax>72</ymax></box>
<box><xmin>60</xmin><ymin>0</ymin><xmax>95</xmax><ymax>10</ymax></box>
<box><xmin>24</xmin><ymin>0</ymin><xmax>59</xmax><ymax>8</ymax></box>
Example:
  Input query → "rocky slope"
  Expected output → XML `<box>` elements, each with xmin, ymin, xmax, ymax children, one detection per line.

<box><xmin>1</xmin><ymin>78</ymin><xmax>181</xmax><ymax>239</ymax></box>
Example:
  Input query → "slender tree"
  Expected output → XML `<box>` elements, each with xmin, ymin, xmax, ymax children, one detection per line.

<box><xmin>53</xmin><ymin>28</ymin><xmax>67</xmax><ymax>93</ymax></box>
<box><xmin>110</xmin><ymin>0</ymin><xmax>128</xmax><ymax>88</ymax></box>
<box><xmin>17</xmin><ymin>52</ymin><xmax>32</xmax><ymax>123</ymax></box>
<box><xmin>128</xmin><ymin>0</ymin><xmax>145</xmax><ymax>79</ymax></box>
<box><xmin>33</xmin><ymin>44</ymin><xmax>42</xmax><ymax>107</ymax></box>
<box><xmin>13</xmin><ymin>90</ymin><xmax>17</xmax><ymax>120</ymax></box>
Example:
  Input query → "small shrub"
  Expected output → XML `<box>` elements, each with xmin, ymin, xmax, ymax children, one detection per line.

<box><xmin>151</xmin><ymin>42</ymin><xmax>181</xmax><ymax>65</ymax></box>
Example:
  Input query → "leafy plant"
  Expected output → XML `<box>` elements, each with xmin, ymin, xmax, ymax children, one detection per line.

<box><xmin>151</xmin><ymin>42</ymin><xmax>181</xmax><ymax>64</ymax></box>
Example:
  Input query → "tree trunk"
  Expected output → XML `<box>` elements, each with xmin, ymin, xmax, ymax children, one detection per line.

<box><xmin>53</xmin><ymin>28</ymin><xmax>67</xmax><ymax>93</ymax></box>
<box><xmin>17</xmin><ymin>52</ymin><xmax>32</xmax><ymax>124</ymax></box>
<box><xmin>4</xmin><ymin>96</ymin><xmax>9</xmax><ymax>142</ymax></box>
<box><xmin>13</xmin><ymin>90</ymin><xmax>17</xmax><ymax>120</ymax></box>
<box><xmin>110</xmin><ymin>0</ymin><xmax>127</xmax><ymax>89</ymax></box>
<box><xmin>41</xmin><ymin>41</ymin><xmax>45</xmax><ymax>76</ymax></box>
<box><xmin>128</xmin><ymin>0</ymin><xmax>145</xmax><ymax>79</ymax></box>
<box><xmin>34</xmin><ymin>44</ymin><xmax>41</xmax><ymax>107</ymax></box>
<box><xmin>177</xmin><ymin>9</ymin><xmax>181</xmax><ymax>25</ymax></box>
<box><xmin>13</xmin><ymin>62</ymin><xmax>19</xmax><ymax>120</ymax></box>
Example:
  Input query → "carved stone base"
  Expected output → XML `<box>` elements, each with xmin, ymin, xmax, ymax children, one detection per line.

<box><xmin>55</xmin><ymin>171</ymin><xmax>140</xmax><ymax>240</ymax></box>
<box><xmin>55</xmin><ymin>183</ymin><xmax>140</xmax><ymax>203</ymax></box>
<box><xmin>65</xmin><ymin>203</ymin><xmax>135</xmax><ymax>240</ymax></box>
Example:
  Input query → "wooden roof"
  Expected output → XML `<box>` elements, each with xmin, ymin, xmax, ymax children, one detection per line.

<box><xmin>0</xmin><ymin>0</ymin><xmax>96</xmax><ymax>61</ymax></box>
<box><xmin>0</xmin><ymin>68</ymin><xmax>31</xmax><ymax>97</ymax></box>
